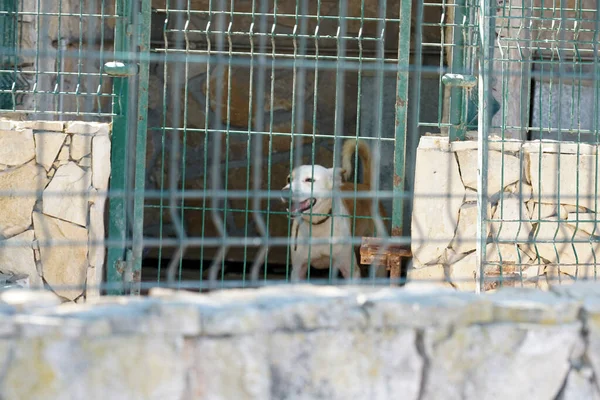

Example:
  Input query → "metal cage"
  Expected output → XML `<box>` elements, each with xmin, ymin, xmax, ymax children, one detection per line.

<box><xmin>0</xmin><ymin>0</ymin><xmax>598</xmax><ymax>295</ymax></box>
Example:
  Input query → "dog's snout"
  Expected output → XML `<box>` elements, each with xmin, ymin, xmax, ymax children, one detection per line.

<box><xmin>280</xmin><ymin>186</ymin><xmax>291</xmax><ymax>203</ymax></box>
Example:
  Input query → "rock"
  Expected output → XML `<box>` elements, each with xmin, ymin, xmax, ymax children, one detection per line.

<box><xmin>406</xmin><ymin>264</ymin><xmax>449</xmax><ymax>287</ymax></box>
<box><xmin>486</xmin><ymin>242</ymin><xmax>531</xmax><ymax>264</ymax></box>
<box><xmin>88</xmin><ymin>200</ymin><xmax>105</xmax><ymax>270</ymax></box>
<box><xmin>523</xmin><ymin>140</ymin><xmax>596</xmax><ymax>155</ymax></box>
<box><xmin>0</xmin><ymin>162</ymin><xmax>47</xmax><ymax>238</ymax></box>
<box><xmin>563</xmin><ymin>204</ymin><xmax>591</xmax><ymax>214</ymax></box>
<box><xmin>456</xmin><ymin>149</ymin><xmax>521</xmax><ymax>195</ymax></box>
<box><xmin>0</xmin><ymin>119</ymin><xmax>18</xmax><ymax>130</ymax></box>
<box><xmin>0</xmin><ymin>129</ymin><xmax>35</xmax><ymax>166</ymax></box>
<box><xmin>519</xmin><ymin>264</ymin><xmax>546</xmax><ymax>280</ymax></box>
<box><xmin>505</xmin><ymin>181</ymin><xmax>533</xmax><ymax>202</ymax></box>
<box><xmin>449</xmin><ymin>251</ymin><xmax>478</xmax><ymax>291</ymax></box>
<box><xmin>0</xmin><ymin>288</ymin><xmax>61</xmax><ymax>310</ymax></box>
<box><xmin>565</xmin><ymin>212</ymin><xmax>598</xmax><ymax>236</ymax></box>
<box><xmin>0</xmin><ymin>272</ymin><xmax>29</xmax><ymax>289</ymax></box>
<box><xmin>268</xmin><ymin>329</ymin><xmax>422</xmax><ymax>400</ymax></box>
<box><xmin>418</xmin><ymin>135</ymin><xmax>451</xmax><ymax>151</ymax></box>
<box><xmin>529</xmin><ymin>202</ymin><xmax>568</xmax><ymax>220</ymax></box>
<box><xmin>422</xmin><ymin>322</ymin><xmax>582</xmax><ymax>400</ymax></box>
<box><xmin>490</xmin><ymin>194</ymin><xmax>532</xmax><ymax>243</ymax></box>
<box><xmin>546</xmin><ymin>264</ymin><xmax>593</xmax><ymax>282</ymax></box>
<box><xmin>32</xmin><ymin>212</ymin><xmax>88</xmax><ymax>301</ymax></box>
<box><xmin>451</xmin><ymin>203</ymin><xmax>488</xmax><ymax>254</ymax></box>
<box><xmin>18</xmin><ymin>120</ymin><xmax>65</xmax><ymax>132</ymax></box>
<box><xmin>92</xmin><ymin>134</ymin><xmax>111</xmax><ymax>190</ymax></box>
<box><xmin>559</xmin><ymin>367</ymin><xmax>600</xmax><ymax>400</ymax></box>
<box><xmin>464</xmin><ymin>187</ymin><xmax>477</xmax><ymax>202</ymax></box>
<box><xmin>66</xmin><ymin>121</ymin><xmax>109</xmax><ymax>135</ymax></box>
<box><xmin>86</xmin><ymin>266</ymin><xmax>99</xmax><ymax>299</ymax></box>
<box><xmin>42</xmin><ymin>162</ymin><xmax>91</xmax><ymax>227</ymax></box>
<box><xmin>529</xmin><ymin>152</ymin><xmax>600</xmax><ymax>210</ymax></box>
<box><xmin>198</xmin><ymin>286</ymin><xmax>366</xmax><ymax>335</ymax></box>
<box><xmin>443</xmin><ymin>248</ymin><xmax>467</xmax><ymax>265</ymax></box>
<box><xmin>57</xmin><ymin>145</ymin><xmax>69</xmax><ymax>161</ymax></box>
<box><xmin>186</xmin><ymin>336</ymin><xmax>270</xmax><ymax>400</ymax></box>
<box><xmin>411</xmin><ymin>136</ymin><xmax>464</xmax><ymax>265</ymax></box>
<box><xmin>526</xmin><ymin>217</ymin><xmax>600</xmax><ymax>265</ymax></box>
<box><xmin>33</xmin><ymin>132</ymin><xmax>67</xmax><ymax>171</ymax></box>
<box><xmin>78</xmin><ymin>157</ymin><xmax>92</xmax><ymax>168</ymax></box>
<box><xmin>0</xmin><ymin>230</ymin><xmax>42</xmax><ymax>288</ymax></box>
<box><xmin>70</xmin><ymin>134</ymin><xmax>92</xmax><ymax>161</ymax></box>
<box><xmin>3</xmin><ymin>336</ymin><xmax>186</xmax><ymax>400</ymax></box>
<box><xmin>450</xmin><ymin>141</ymin><xmax>478</xmax><ymax>152</ymax></box>
<box><xmin>582</xmin><ymin>301</ymin><xmax>600</xmax><ymax>386</ymax></box>
<box><xmin>487</xmin><ymin>138</ymin><xmax>524</xmax><ymax>153</ymax></box>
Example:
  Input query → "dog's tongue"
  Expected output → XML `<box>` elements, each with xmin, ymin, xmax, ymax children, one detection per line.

<box><xmin>290</xmin><ymin>199</ymin><xmax>312</xmax><ymax>213</ymax></box>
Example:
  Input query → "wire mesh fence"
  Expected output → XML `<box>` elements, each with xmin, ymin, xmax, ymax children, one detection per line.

<box><xmin>0</xmin><ymin>0</ymin><xmax>598</xmax><ymax>299</ymax></box>
<box><xmin>136</xmin><ymin>0</ymin><xmax>415</xmax><ymax>292</ymax></box>
<box><xmin>476</xmin><ymin>0</ymin><xmax>600</xmax><ymax>290</ymax></box>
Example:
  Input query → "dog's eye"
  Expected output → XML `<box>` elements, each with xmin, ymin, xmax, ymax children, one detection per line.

<box><xmin>304</xmin><ymin>178</ymin><xmax>314</xmax><ymax>183</ymax></box>
<box><xmin>286</xmin><ymin>176</ymin><xmax>290</xmax><ymax>183</ymax></box>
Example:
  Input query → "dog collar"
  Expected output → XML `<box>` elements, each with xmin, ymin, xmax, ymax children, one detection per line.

<box><xmin>311</xmin><ymin>208</ymin><xmax>332</xmax><ymax>226</ymax></box>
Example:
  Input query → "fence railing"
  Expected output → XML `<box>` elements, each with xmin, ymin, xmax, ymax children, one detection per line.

<box><xmin>0</xmin><ymin>0</ymin><xmax>598</xmax><ymax>298</ymax></box>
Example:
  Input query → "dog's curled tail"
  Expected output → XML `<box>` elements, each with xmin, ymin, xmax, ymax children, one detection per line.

<box><xmin>341</xmin><ymin>138</ymin><xmax>372</xmax><ymax>188</ymax></box>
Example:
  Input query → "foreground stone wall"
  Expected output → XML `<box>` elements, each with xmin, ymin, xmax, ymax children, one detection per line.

<box><xmin>0</xmin><ymin>119</ymin><xmax>110</xmax><ymax>302</ymax></box>
<box><xmin>0</xmin><ymin>283</ymin><xmax>599</xmax><ymax>399</ymax></box>
<box><xmin>410</xmin><ymin>135</ymin><xmax>600</xmax><ymax>291</ymax></box>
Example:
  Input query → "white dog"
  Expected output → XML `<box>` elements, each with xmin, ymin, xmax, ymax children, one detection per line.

<box><xmin>281</xmin><ymin>139</ymin><xmax>388</xmax><ymax>280</ymax></box>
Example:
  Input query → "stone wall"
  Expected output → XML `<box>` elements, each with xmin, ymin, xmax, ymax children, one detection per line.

<box><xmin>1</xmin><ymin>282</ymin><xmax>600</xmax><ymax>399</ymax></box>
<box><xmin>410</xmin><ymin>134</ymin><xmax>600</xmax><ymax>291</ymax></box>
<box><xmin>0</xmin><ymin>119</ymin><xmax>110</xmax><ymax>302</ymax></box>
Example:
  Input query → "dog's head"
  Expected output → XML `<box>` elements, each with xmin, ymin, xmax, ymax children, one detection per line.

<box><xmin>281</xmin><ymin>165</ymin><xmax>345</xmax><ymax>220</ymax></box>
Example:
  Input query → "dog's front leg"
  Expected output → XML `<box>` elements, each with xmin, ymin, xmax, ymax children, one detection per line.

<box><xmin>290</xmin><ymin>252</ymin><xmax>308</xmax><ymax>281</ymax></box>
<box><xmin>336</xmin><ymin>250</ymin><xmax>361</xmax><ymax>280</ymax></box>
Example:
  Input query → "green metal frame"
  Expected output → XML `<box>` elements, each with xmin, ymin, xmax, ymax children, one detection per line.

<box><xmin>0</xmin><ymin>0</ymin><xmax>18</xmax><ymax>109</ymax></box>
<box><xmin>106</xmin><ymin>0</ymin><xmax>151</xmax><ymax>295</ymax></box>
<box><xmin>105</xmin><ymin>0</ymin><xmax>415</xmax><ymax>290</ymax></box>
<box><xmin>476</xmin><ymin>0</ymin><xmax>494</xmax><ymax>293</ymax></box>
<box><xmin>391</xmin><ymin>0</ymin><xmax>413</xmax><ymax>238</ymax></box>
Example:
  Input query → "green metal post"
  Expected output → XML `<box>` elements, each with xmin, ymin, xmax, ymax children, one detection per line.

<box><xmin>392</xmin><ymin>0</ymin><xmax>413</xmax><ymax>238</ymax></box>
<box><xmin>106</xmin><ymin>0</ymin><xmax>150</xmax><ymax>295</ymax></box>
<box><xmin>0</xmin><ymin>0</ymin><xmax>17</xmax><ymax>109</ymax></box>
<box><xmin>130</xmin><ymin>0</ymin><xmax>152</xmax><ymax>295</ymax></box>
<box><xmin>477</xmin><ymin>0</ymin><xmax>495</xmax><ymax>293</ymax></box>
<box><xmin>106</xmin><ymin>74</ymin><xmax>128</xmax><ymax>295</ymax></box>
<box><xmin>449</xmin><ymin>0</ymin><xmax>467</xmax><ymax>141</ymax></box>
<box><xmin>106</xmin><ymin>0</ymin><xmax>133</xmax><ymax>295</ymax></box>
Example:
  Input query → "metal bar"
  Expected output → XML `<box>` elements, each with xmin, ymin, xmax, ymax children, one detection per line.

<box><xmin>449</xmin><ymin>0</ymin><xmax>466</xmax><ymax>141</ymax></box>
<box><xmin>476</xmin><ymin>0</ymin><xmax>495</xmax><ymax>293</ymax></box>
<box><xmin>130</xmin><ymin>0</ymin><xmax>152</xmax><ymax>295</ymax></box>
<box><xmin>249</xmin><ymin>0</ymin><xmax>270</xmax><ymax>281</ymax></box>
<box><xmin>165</xmin><ymin>0</ymin><xmax>189</xmax><ymax>285</ymax></box>
<box><xmin>391</xmin><ymin>0</ymin><xmax>413</xmax><ymax>241</ymax></box>
<box><xmin>329</xmin><ymin>0</ymin><xmax>348</xmax><ymax>283</ymax></box>
<box><xmin>106</xmin><ymin>0</ymin><xmax>133</xmax><ymax>295</ymax></box>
